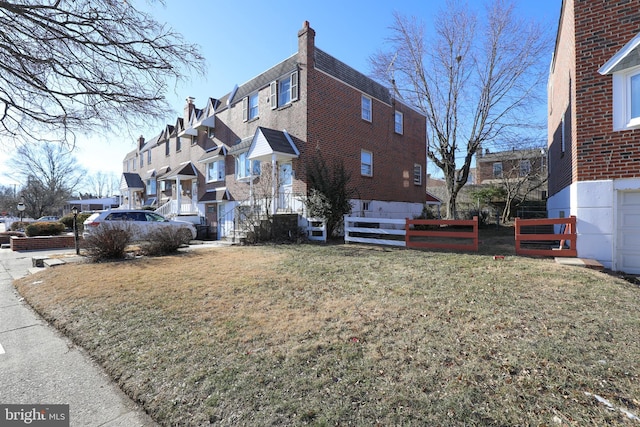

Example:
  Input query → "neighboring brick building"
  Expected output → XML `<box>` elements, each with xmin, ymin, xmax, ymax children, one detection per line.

<box><xmin>476</xmin><ymin>147</ymin><xmax>548</xmax><ymax>201</ymax></box>
<box><xmin>121</xmin><ymin>22</ymin><xmax>427</xmax><ymax>238</ymax></box>
<box><xmin>548</xmin><ymin>0</ymin><xmax>640</xmax><ymax>273</ymax></box>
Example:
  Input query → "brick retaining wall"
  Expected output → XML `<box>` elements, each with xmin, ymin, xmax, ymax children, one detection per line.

<box><xmin>10</xmin><ymin>235</ymin><xmax>78</xmax><ymax>251</ymax></box>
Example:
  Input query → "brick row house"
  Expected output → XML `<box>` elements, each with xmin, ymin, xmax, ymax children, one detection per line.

<box><xmin>548</xmin><ymin>0</ymin><xmax>640</xmax><ymax>273</ymax></box>
<box><xmin>121</xmin><ymin>22</ymin><xmax>427</xmax><ymax>239</ymax></box>
<box><xmin>475</xmin><ymin>147</ymin><xmax>548</xmax><ymax>197</ymax></box>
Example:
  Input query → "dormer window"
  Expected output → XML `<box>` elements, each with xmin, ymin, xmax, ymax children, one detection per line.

<box><xmin>270</xmin><ymin>70</ymin><xmax>298</xmax><ymax>109</ymax></box>
<box><xmin>243</xmin><ymin>92</ymin><xmax>259</xmax><ymax>121</ymax></box>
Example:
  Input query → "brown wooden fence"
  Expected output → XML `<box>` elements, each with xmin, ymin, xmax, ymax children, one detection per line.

<box><xmin>405</xmin><ymin>216</ymin><xmax>479</xmax><ymax>252</ymax></box>
<box><xmin>514</xmin><ymin>216</ymin><xmax>577</xmax><ymax>257</ymax></box>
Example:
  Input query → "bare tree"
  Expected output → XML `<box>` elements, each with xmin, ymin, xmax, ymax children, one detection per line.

<box><xmin>0</xmin><ymin>0</ymin><xmax>205</xmax><ymax>147</ymax></box>
<box><xmin>12</xmin><ymin>142</ymin><xmax>86</xmax><ymax>217</ymax></box>
<box><xmin>371</xmin><ymin>0</ymin><xmax>550</xmax><ymax>218</ymax></box>
<box><xmin>84</xmin><ymin>171</ymin><xmax>119</xmax><ymax>198</ymax></box>
<box><xmin>491</xmin><ymin>148</ymin><xmax>548</xmax><ymax>222</ymax></box>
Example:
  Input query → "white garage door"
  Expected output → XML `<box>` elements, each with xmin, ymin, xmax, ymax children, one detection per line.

<box><xmin>617</xmin><ymin>190</ymin><xmax>640</xmax><ymax>274</ymax></box>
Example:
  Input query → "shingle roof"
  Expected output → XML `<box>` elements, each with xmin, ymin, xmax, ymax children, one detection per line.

<box><xmin>227</xmin><ymin>136</ymin><xmax>254</xmax><ymax>155</ymax></box>
<box><xmin>257</xmin><ymin>127</ymin><xmax>299</xmax><ymax>156</ymax></box>
<box><xmin>218</xmin><ymin>55</ymin><xmax>299</xmax><ymax>110</ymax></box>
<box><xmin>122</xmin><ymin>172</ymin><xmax>144</xmax><ymax>189</ymax></box>
<box><xmin>217</xmin><ymin>47</ymin><xmax>391</xmax><ymax>109</ymax></box>
<box><xmin>315</xmin><ymin>48</ymin><xmax>391</xmax><ymax>104</ymax></box>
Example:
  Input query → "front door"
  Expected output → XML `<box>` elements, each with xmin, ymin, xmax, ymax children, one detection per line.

<box><xmin>278</xmin><ymin>162</ymin><xmax>292</xmax><ymax>212</ymax></box>
<box><xmin>217</xmin><ymin>202</ymin><xmax>227</xmax><ymax>239</ymax></box>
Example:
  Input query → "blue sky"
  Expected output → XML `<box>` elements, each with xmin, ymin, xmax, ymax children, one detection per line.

<box><xmin>0</xmin><ymin>0</ymin><xmax>561</xmax><ymax>187</ymax></box>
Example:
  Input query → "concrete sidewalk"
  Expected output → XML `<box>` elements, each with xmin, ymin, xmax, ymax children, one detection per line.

<box><xmin>0</xmin><ymin>248</ymin><xmax>157</xmax><ymax>426</ymax></box>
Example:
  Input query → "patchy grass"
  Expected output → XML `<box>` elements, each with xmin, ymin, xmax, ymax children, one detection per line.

<box><xmin>14</xmin><ymin>242</ymin><xmax>640</xmax><ymax>426</ymax></box>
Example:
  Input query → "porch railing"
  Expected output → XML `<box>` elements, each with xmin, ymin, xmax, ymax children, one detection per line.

<box><xmin>155</xmin><ymin>199</ymin><xmax>200</xmax><ymax>218</ymax></box>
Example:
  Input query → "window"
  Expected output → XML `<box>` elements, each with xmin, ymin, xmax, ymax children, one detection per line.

<box><xmin>165</xmin><ymin>140</ymin><xmax>170</xmax><ymax>156</ymax></box>
<box><xmin>176</xmin><ymin>136</ymin><xmax>182</xmax><ymax>152</ymax></box>
<box><xmin>279</xmin><ymin>78</ymin><xmax>291</xmax><ymax>106</ymax></box>
<box><xmin>147</xmin><ymin>149</ymin><xmax>151</xmax><ymax>164</ymax></box>
<box><xmin>279</xmin><ymin>163</ymin><xmax>292</xmax><ymax>186</ymax></box>
<box><xmin>519</xmin><ymin>159</ymin><xmax>531</xmax><ymax>177</ymax></box>
<box><xmin>413</xmin><ymin>163</ymin><xmax>422</xmax><ymax>185</ymax></box>
<box><xmin>243</xmin><ymin>93</ymin><xmax>259</xmax><ymax>121</ymax></box>
<box><xmin>206</xmin><ymin>160</ymin><xmax>225</xmax><ymax>182</ymax></box>
<box><xmin>191</xmin><ymin>135</ymin><xmax>197</xmax><ymax>146</ymax></box>
<box><xmin>610</xmin><ymin>67</ymin><xmax>640</xmax><ymax>130</ymax></box>
<box><xmin>140</xmin><ymin>154</ymin><xmax>144</xmax><ymax>168</ymax></box>
<box><xmin>493</xmin><ymin>162</ymin><xmax>503</xmax><ymax>177</ymax></box>
<box><xmin>208</xmin><ymin>127</ymin><xmax>215</xmax><ymax>139</ymax></box>
<box><xmin>395</xmin><ymin>111</ymin><xmax>403</xmax><ymax>134</ymax></box>
<box><xmin>361</xmin><ymin>95</ymin><xmax>372</xmax><ymax>121</ymax></box>
<box><xmin>132</xmin><ymin>157</ymin><xmax>136</xmax><ymax>171</ymax></box>
<box><xmin>235</xmin><ymin>152</ymin><xmax>261</xmax><ymax>179</ymax></box>
<box><xmin>270</xmin><ymin>70</ymin><xmax>298</xmax><ymax>109</ymax></box>
<box><xmin>361</xmin><ymin>150</ymin><xmax>373</xmax><ymax>176</ymax></box>
<box><xmin>146</xmin><ymin>178</ymin><xmax>156</xmax><ymax>196</ymax></box>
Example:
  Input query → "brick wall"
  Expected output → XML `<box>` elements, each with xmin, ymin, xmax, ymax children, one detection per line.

<box><xmin>306</xmin><ymin>61</ymin><xmax>427</xmax><ymax>203</ymax></box>
<box><xmin>476</xmin><ymin>150</ymin><xmax>546</xmax><ymax>184</ymax></box>
<box><xmin>550</xmin><ymin>0</ymin><xmax>640</xmax><ymax>197</ymax></box>
<box><xmin>574</xmin><ymin>0</ymin><xmax>640</xmax><ymax>181</ymax></box>
<box><xmin>11</xmin><ymin>235</ymin><xmax>77</xmax><ymax>251</ymax></box>
<box><xmin>548</xmin><ymin>0</ymin><xmax>576</xmax><ymax>197</ymax></box>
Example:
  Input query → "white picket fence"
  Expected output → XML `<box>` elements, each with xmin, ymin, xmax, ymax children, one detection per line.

<box><xmin>306</xmin><ymin>218</ymin><xmax>327</xmax><ymax>242</ymax></box>
<box><xmin>344</xmin><ymin>216</ymin><xmax>406</xmax><ymax>247</ymax></box>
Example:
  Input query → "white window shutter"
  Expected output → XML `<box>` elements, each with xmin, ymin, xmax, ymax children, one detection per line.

<box><xmin>270</xmin><ymin>81</ymin><xmax>277</xmax><ymax>109</ymax></box>
<box><xmin>291</xmin><ymin>71</ymin><xmax>298</xmax><ymax>102</ymax></box>
<box><xmin>242</xmin><ymin>96</ymin><xmax>248</xmax><ymax>122</ymax></box>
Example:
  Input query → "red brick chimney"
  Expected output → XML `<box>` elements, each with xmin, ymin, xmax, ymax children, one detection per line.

<box><xmin>138</xmin><ymin>135</ymin><xmax>145</xmax><ymax>150</ymax></box>
<box><xmin>298</xmin><ymin>20</ymin><xmax>315</xmax><ymax>69</ymax></box>
<box><xmin>184</xmin><ymin>96</ymin><xmax>195</xmax><ymax>123</ymax></box>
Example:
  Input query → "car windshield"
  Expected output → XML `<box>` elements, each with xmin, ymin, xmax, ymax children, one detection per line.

<box><xmin>145</xmin><ymin>212</ymin><xmax>166</xmax><ymax>222</ymax></box>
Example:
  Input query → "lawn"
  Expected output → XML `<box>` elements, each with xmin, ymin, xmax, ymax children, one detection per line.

<box><xmin>14</xmin><ymin>238</ymin><xmax>640</xmax><ymax>426</ymax></box>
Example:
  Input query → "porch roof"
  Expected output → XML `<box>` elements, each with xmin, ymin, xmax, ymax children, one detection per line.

<box><xmin>198</xmin><ymin>145</ymin><xmax>227</xmax><ymax>163</ymax></box>
<box><xmin>247</xmin><ymin>127</ymin><xmax>300</xmax><ymax>162</ymax></box>
<box><xmin>163</xmin><ymin>162</ymin><xmax>198</xmax><ymax>180</ymax></box>
<box><xmin>120</xmin><ymin>172</ymin><xmax>144</xmax><ymax>190</ymax></box>
<box><xmin>199</xmin><ymin>188</ymin><xmax>231</xmax><ymax>202</ymax></box>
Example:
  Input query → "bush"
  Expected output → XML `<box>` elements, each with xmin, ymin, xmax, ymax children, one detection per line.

<box><xmin>82</xmin><ymin>222</ymin><xmax>134</xmax><ymax>261</ymax></box>
<box><xmin>140</xmin><ymin>226</ymin><xmax>192</xmax><ymax>256</ymax></box>
<box><xmin>25</xmin><ymin>221</ymin><xmax>66</xmax><ymax>237</ymax></box>
<box><xmin>10</xmin><ymin>221</ymin><xmax>29</xmax><ymax>231</ymax></box>
<box><xmin>60</xmin><ymin>212</ymin><xmax>93</xmax><ymax>232</ymax></box>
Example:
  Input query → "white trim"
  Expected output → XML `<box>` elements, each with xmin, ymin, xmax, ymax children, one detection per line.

<box><xmin>361</xmin><ymin>149</ymin><xmax>373</xmax><ymax>176</ymax></box>
<box><xmin>611</xmin><ymin>65</ymin><xmax>640</xmax><ymax>130</ymax></box>
<box><xmin>394</xmin><ymin>110</ymin><xmax>404</xmax><ymax>134</ymax></box>
<box><xmin>361</xmin><ymin>95</ymin><xmax>372</xmax><ymax>122</ymax></box>
<box><xmin>599</xmin><ymin>32</ymin><xmax>640</xmax><ymax>75</ymax></box>
<box><xmin>283</xmin><ymin>129</ymin><xmax>300</xmax><ymax>156</ymax></box>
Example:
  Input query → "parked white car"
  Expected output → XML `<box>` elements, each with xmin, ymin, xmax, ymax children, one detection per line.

<box><xmin>83</xmin><ymin>210</ymin><xmax>197</xmax><ymax>242</ymax></box>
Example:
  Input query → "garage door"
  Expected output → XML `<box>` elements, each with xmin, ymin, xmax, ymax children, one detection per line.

<box><xmin>617</xmin><ymin>190</ymin><xmax>640</xmax><ymax>274</ymax></box>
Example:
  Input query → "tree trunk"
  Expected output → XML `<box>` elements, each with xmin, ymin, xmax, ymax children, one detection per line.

<box><xmin>445</xmin><ymin>184</ymin><xmax>458</xmax><ymax>219</ymax></box>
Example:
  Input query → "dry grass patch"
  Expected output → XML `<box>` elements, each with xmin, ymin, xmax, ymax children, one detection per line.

<box><xmin>15</xmin><ymin>244</ymin><xmax>640</xmax><ymax>426</ymax></box>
